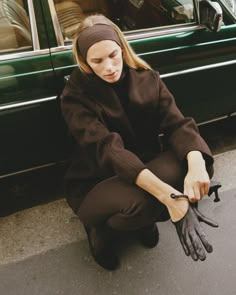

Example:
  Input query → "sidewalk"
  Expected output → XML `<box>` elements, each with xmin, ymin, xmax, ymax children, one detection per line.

<box><xmin>0</xmin><ymin>149</ymin><xmax>235</xmax><ymax>295</ymax></box>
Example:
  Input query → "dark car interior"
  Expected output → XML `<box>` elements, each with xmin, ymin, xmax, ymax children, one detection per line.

<box><xmin>54</xmin><ymin>0</ymin><xmax>195</xmax><ymax>41</ymax></box>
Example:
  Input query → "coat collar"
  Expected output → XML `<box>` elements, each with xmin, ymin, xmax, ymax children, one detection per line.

<box><xmin>81</xmin><ymin>67</ymin><xmax>158</xmax><ymax>110</ymax></box>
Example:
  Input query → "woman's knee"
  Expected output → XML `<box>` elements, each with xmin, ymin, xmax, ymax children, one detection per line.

<box><xmin>121</xmin><ymin>195</ymin><xmax>156</xmax><ymax>219</ymax></box>
<box><xmin>147</xmin><ymin>151</ymin><xmax>185</xmax><ymax>190</ymax></box>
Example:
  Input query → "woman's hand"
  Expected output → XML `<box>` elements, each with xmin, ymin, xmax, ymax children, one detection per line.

<box><xmin>135</xmin><ymin>166</ymin><xmax>218</xmax><ymax>261</ymax></box>
<box><xmin>135</xmin><ymin>168</ymin><xmax>190</xmax><ymax>222</ymax></box>
<box><xmin>184</xmin><ymin>151</ymin><xmax>210</xmax><ymax>203</ymax></box>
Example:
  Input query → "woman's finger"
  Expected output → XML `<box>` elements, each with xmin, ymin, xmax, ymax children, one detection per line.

<box><xmin>184</xmin><ymin>185</ymin><xmax>196</xmax><ymax>203</ymax></box>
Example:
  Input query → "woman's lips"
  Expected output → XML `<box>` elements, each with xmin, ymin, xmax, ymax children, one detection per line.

<box><xmin>105</xmin><ymin>71</ymin><xmax>118</xmax><ymax>78</ymax></box>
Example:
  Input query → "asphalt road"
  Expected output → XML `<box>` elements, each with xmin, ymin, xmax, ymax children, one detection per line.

<box><xmin>0</xmin><ymin>182</ymin><xmax>235</xmax><ymax>295</ymax></box>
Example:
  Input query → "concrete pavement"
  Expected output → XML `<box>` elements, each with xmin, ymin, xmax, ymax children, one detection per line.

<box><xmin>0</xmin><ymin>148</ymin><xmax>236</xmax><ymax>295</ymax></box>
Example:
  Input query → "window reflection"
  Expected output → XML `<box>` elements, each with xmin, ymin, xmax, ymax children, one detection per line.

<box><xmin>0</xmin><ymin>0</ymin><xmax>32</xmax><ymax>53</ymax></box>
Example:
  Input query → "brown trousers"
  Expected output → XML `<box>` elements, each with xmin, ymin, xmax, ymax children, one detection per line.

<box><xmin>77</xmin><ymin>150</ymin><xmax>213</xmax><ymax>231</ymax></box>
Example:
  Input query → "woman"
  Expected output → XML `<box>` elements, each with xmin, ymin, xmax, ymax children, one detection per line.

<box><xmin>61</xmin><ymin>14</ymin><xmax>218</xmax><ymax>270</ymax></box>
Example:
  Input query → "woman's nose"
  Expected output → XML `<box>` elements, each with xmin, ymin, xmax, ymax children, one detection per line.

<box><xmin>104</xmin><ymin>59</ymin><xmax>113</xmax><ymax>71</ymax></box>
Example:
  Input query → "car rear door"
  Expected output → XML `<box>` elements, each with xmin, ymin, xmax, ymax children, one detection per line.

<box><xmin>129</xmin><ymin>1</ymin><xmax>236</xmax><ymax>123</ymax></box>
<box><xmin>0</xmin><ymin>0</ymin><xmax>65</xmax><ymax>177</ymax></box>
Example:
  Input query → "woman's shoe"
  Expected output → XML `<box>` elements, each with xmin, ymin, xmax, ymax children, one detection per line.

<box><xmin>84</xmin><ymin>225</ymin><xmax>119</xmax><ymax>271</ymax></box>
<box><xmin>137</xmin><ymin>223</ymin><xmax>159</xmax><ymax>248</ymax></box>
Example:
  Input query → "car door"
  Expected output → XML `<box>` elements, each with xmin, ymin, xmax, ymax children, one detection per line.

<box><xmin>45</xmin><ymin>0</ymin><xmax>236</xmax><ymax>125</ymax></box>
<box><xmin>0</xmin><ymin>0</ymin><xmax>66</xmax><ymax>177</ymax></box>
<box><xmin>134</xmin><ymin>0</ymin><xmax>236</xmax><ymax>124</ymax></box>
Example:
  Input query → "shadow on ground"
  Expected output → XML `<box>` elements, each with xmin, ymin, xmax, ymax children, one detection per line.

<box><xmin>0</xmin><ymin>165</ymin><xmax>66</xmax><ymax>217</ymax></box>
<box><xmin>0</xmin><ymin>189</ymin><xmax>235</xmax><ymax>295</ymax></box>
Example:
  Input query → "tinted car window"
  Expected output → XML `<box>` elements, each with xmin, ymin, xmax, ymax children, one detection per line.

<box><xmin>0</xmin><ymin>0</ymin><xmax>32</xmax><ymax>53</ymax></box>
<box><xmin>53</xmin><ymin>0</ymin><xmax>196</xmax><ymax>42</ymax></box>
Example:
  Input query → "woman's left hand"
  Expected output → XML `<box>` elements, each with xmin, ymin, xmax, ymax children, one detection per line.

<box><xmin>184</xmin><ymin>151</ymin><xmax>210</xmax><ymax>203</ymax></box>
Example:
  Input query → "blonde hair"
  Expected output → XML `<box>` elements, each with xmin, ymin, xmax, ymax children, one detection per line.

<box><xmin>73</xmin><ymin>14</ymin><xmax>152</xmax><ymax>73</ymax></box>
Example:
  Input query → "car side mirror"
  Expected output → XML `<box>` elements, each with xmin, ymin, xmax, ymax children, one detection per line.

<box><xmin>199</xmin><ymin>0</ymin><xmax>223</xmax><ymax>32</ymax></box>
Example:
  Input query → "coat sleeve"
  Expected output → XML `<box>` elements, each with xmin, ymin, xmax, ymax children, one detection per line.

<box><xmin>155</xmin><ymin>72</ymin><xmax>213</xmax><ymax>166</ymax></box>
<box><xmin>61</xmin><ymin>95</ymin><xmax>146</xmax><ymax>183</ymax></box>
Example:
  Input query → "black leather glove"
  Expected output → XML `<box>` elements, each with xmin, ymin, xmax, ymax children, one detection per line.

<box><xmin>172</xmin><ymin>204</ymin><xmax>218</xmax><ymax>261</ymax></box>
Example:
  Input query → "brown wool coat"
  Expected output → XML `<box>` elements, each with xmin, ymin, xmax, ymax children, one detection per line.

<box><xmin>61</xmin><ymin>67</ymin><xmax>213</xmax><ymax>212</ymax></box>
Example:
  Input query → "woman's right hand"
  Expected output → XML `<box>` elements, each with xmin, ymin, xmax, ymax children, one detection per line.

<box><xmin>135</xmin><ymin>168</ymin><xmax>218</xmax><ymax>261</ymax></box>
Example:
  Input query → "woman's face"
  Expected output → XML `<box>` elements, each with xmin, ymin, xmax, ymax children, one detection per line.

<box><xmin>86</xmin><ymin>40</ymin><xmax>123</xmax><ymax>83</ymax></box>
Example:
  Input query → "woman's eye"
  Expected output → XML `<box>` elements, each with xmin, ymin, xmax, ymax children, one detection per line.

<box><xmin>92</xmin><ymin>59</ymin><xmax>101</xmax><ymax>64</ymax></box>
<box><xmin>110</xmin><ymin>50</ymin><xmax>118</xmax><ymax>58</ymax></box>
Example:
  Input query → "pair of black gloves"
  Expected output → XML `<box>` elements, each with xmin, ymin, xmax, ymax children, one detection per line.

<box><xmin>171</xmin><ymin>194</ymin><xmax>218</xmax><ymax>261</ymax></box>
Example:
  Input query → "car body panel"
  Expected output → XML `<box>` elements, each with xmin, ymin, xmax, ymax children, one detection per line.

<box><xmin>0</xmin><ymin>1</ymin><xmax>67</xmax><ymax>175</ymax></box>
<box><xmin>130</xmin><ymin>25</ymin><xmax>236</xmax><ymax>121</ymax></box>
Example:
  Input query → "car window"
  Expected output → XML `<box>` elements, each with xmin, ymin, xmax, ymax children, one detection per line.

<box><xmin>0</xmin><ymin>0</ymin><xmax>32</xmax><ymax>53</ymax></box>
<box><xmin>52</xmin><ymin>0</ymin><xmax>196</xmax><ymax>42</ymax></box>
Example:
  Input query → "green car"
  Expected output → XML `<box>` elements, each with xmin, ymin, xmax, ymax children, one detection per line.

<box><xmin>0</xmin><ymin>0</ymin><xmax>235</xmax><ymax>178</ymax></box>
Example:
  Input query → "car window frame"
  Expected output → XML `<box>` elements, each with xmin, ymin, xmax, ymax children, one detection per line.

<box><xmin>48</xmin><ymin>0</ymin><xmax>203</xmax><ymax>49</ymax></box>
<box><xmin>0</xmin><ymin>0</ymin><xmax>58</xmax><ymax>113</ymax></box>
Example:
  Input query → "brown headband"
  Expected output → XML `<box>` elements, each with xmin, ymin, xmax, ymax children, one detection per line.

<box><xmin>77</xmin><ymin>24</ymin><xmax>121</xmax><ymax>60</ymax></box>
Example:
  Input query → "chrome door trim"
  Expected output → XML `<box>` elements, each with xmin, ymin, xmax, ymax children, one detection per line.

<box><xmin>160</xmin><ymin>59</ymin><xmax>236</xmax><ymax>79</ymax></box>
<box><xmin>0</xmin><ymin>49</ymin><xmax>50</xmax><ymax>61</ymax></box>
<box><xmin>197</xmin><ymin>113</ymin><xmax>236</xmax><ymax>126</ymax></box>
<box><xmin>0</xmin><ymin>96</ymin><xmax>57</xmax><ymax>111</ymax></box>
<box><xmin>49</xmin><ymin>44</ymin><xmax>236</xmax><ymax>77</ymax></box>
<box><xmin>50</xmin><ymin>45</ymin><xmax>73</xmax><ymax>53</ymax></box>
<box><xmin>27</xmin><ymin>0</ymin><xmax>40</xmax><ymax>50</ymax></box>
<box><xmin>49</xmin><ymin>25</ymin><xmax>201</xmax><ymax>50</ymax></box>
<box><xmin>0</xmin><ymin>162</ymin><xmax>59</xmax><ymax>179</ymax></box>
<box><xmin>48</xmin><ymin>0</ymin><xmax>64</xmax><ymax>46</ymax></box>
<box><xmin>48</xmin><ymin>25</ymin><xmax>203</xmax><ymax>53</ymax></box>
<box><xmin>125</xmin><ymin>24</ymin><xmax>201</xmax><ymax>41</ymax></box>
